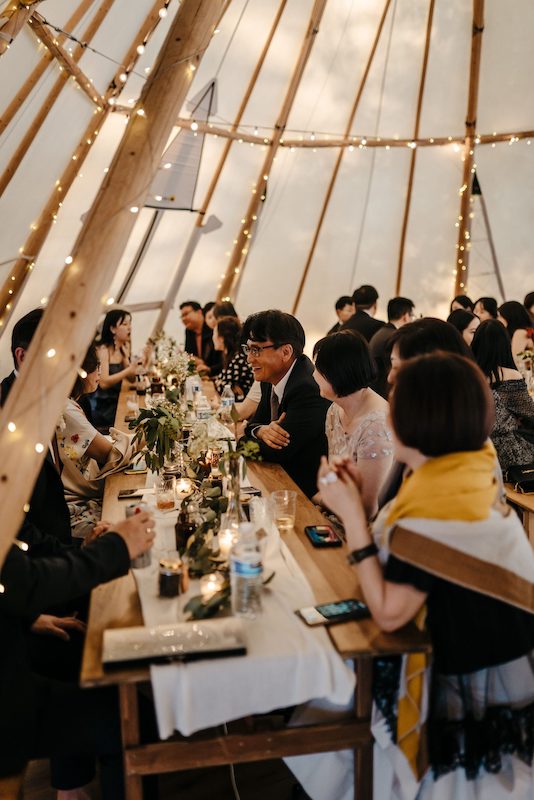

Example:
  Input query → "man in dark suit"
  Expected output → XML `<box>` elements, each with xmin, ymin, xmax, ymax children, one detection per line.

<box><xmin>180</xmin><ymin>300</ymin><xmax>221</xmax><ymax>374</ymax></box>
<box><xmin>1</xmin><ymin>309</ymin><xmax>71</xmax><ymax>545</ymax></box>
<box><xmin>369</xmin><ymin>296</ymin><xmax>415</xmax><ymax>398</ymax></box>
<box><xmin>327</xmin><ymin>295</ymin><xmax>355</xmax><ymax>335</ymax></box>
<box><xmin>241</xmin><ymin>310</ymin><xmax>330</xmax><ymax>498</ymax></box>
<box><xmin>341</xmin><ymin>284</ymin><xmax>386</xmax><ymax>342</ymax></box>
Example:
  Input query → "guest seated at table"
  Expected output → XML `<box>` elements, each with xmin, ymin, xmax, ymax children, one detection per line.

<box><xmin>446</xmin><ymin>307</ymin><xmax>480</xmax><ymax>346</ymax></box>
<box><xmin>58</xmin><ymin>344</ymin><xmax>135</xmax><ymax>538</ymax></box>
<box><xmin>472</xmin><ymin>319</ymin><xmax>534</xmax><ymax>471</ymax></box>
<box><xmin>312</xmin><ymin>330</ymin><xmax>393</xmax><ymax>519</ymax></box>
<box><xmin>474</xmin><ymin>296</ymin><xmax>498</xmax><ymax>321</ymax></box>
<box><xmin>369</xmin><ymin>296</ymin><xmax>415</xmax><ymax>397</ymax></box>
<box><xmin>380</xmin><ymin>318</ymin><xmax>473</xmax><ymax>507</ymax></box>
<box><xmin>341</xmin><ymin>284</ymin><xmax>385</xmax><ymax>342</ymax></box>
<box><xmin>0</xmin><ymin>511</ymin><xmax>155</xmax><ymax>800</ymax></box>
<box><xmin>449</xmin><ymin>293</ymin><xmax>474</xmax><ymax>313</ymax></box>
<box><xmin>525</xmin><ymin>291</ymin><xmax>534</xmax><ymax>324</ymax></box>
<box><xmin>241</xmin><ymin>310</ymin><xmax>330</xmax><ymax>498</ymax></box>
<box><xmin>327</xmin><ymin>295</ymin><xmax>355</xmax><ymax>334</ymax></box>
<box><xmin>92</xmin><ymin>309</ymin><xmax>137</xmax><ymax>432</ymax></box>
<box><xmin>318</xmin><ymin>352</ymin><xmax>534</xmax><ymax>799</ymax></box>
<box><xmin>1</xmin><ymin>308</ymin><xmax>72</xmax><ymax>545</ymax></box>
<box><xmin>498</xmin><ymin>300</ymin><xmax>534</xmax><ymax>368</ymax></box>
<box><xmin>180</xmin><ymin>299</ymin><xmax>222</xmax><ymax>376</ymax></box>
<box><xmin>203</xmin><ymin>300</ymin><xmax>216</xmax><ymax>328</ymax></box>
<box><xmin>213</xmin><ymin>316</ymin><xmax>254</xmax><ymax>400</ymax></box>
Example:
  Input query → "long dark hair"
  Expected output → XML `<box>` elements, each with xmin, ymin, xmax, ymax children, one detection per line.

<box><xmin>498</xmin><ymin>301</ymin><xmax>532</xmax><ymax>339</ymax></box>
<box><xmin>100</xmin><ymin>309</ymin><xmax>131</xmax><ymax>347</ymax></box>
<box><xmin>216</xmin><ymin>316</ymin><xmax>242</xmax><ymax>367</ymax></box>
<box><xmin>447</xmin><ymin>308</ymin><xmax>477</xmax><ymax>334</ymax></box>
<box><xmin>71</xmin><ymin>343</ymin><xmax>99</xmax><ymax>399</ymax></box>
<box><xmin>387</xmin><ymin>318</ymin><xmax>473</xmax><ymax>361</ymax></box>
<box><xmin>471</xmin><ymin>319</ymin><xmax>517</xmax><ymax>386</ymax></box>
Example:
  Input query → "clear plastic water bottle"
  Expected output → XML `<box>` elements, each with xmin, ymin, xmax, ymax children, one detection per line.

<box><xmin>220</xmin><ymin>384</ymin><xmax>234</xmax><ymax>423</ymax></box>
<box><xmin>230</xmin><ymin>523</ymin><xmax>263</xmax><ymax>619</ymax></box>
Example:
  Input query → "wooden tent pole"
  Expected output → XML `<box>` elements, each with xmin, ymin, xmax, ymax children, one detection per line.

<box><xmin>0</xmin><ymin>0</ymin><xmax>96</xmax><ymax>138</ymax></box>
<box><xmin>0</xmin><ymin>0</ymin><xmax>39</xmax><ymax>56</ymax></box>
<box><xmin>153</xmin><ymin>0</ymin><xmax>287</xmax><ymax>333</ymax></box>
<box><xmin>0</xmin><ymin>0</ymin><xmax>225</xmax><ymax>569</ymax></box>
<box><xmin>0</xmin><ymin>0</ymin><xmax>115</xmax><ymax>199</ymax></box>
<box><xmin>29</xmin><ymin>13</ymin><xmax>104</xmax><ymax>106</ymax></box>
<box><xmin>395</xmin><ymin>0</ymin><xmax>435</xmax><ymax>295</ymax></box>
<box><xmin>292</xmin><ymin>0</ymin><xmax>393</xmax><ymax>315</ymax></box>
<box><xmin>0</xmin><ymin>0</ymin><xmax>165</xmax><ymax>331</ymax></box>
<box><xmin>455</xmin><ymin>0</ymin><xmax>485</xmax><ymax>296</ymax></box>
<box><xmin>216</xmin><ymin>0</ymin><xmax>328</xmax><ymax>302</ymax></box>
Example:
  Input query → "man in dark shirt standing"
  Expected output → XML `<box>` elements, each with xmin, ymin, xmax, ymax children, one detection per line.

<box><xmin>179</xmin><ymin>300</ymin><xmax>220</xmax><ymax>374</ymax></box>
<box><xmin>369</xmin><ymin>296</ymin><xmax>415</xmax><ymax>398</ymax></box>
<box><xmin>341</xmin><ymin>284</ymin><xmax>386</xmax><ymax>342</ymax></box>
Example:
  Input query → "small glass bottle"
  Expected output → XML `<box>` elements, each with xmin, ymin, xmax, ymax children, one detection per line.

<box><xmin>159</xmin><ymin>553</ymin><xmax>182</xmax><ymax>598</ymax></box>
<box><xmin>174</xmin><ymin>501</ymin><xmax>198</xmax><ymax>554</ymax></box>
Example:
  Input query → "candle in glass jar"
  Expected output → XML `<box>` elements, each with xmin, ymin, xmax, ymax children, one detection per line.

<box><xmin>199</xmin><ymin>572</ymin><xmax>224</xmax><ymax>601</ymax></box>
<box><xmin>176</xmin><ymin>477</ymin><xmax>192</xmax><ymax>494</ymax></box>
<box><xmin>218</xmin><ymin>528</ymin><xmax>236</xmax><ymax>559</ymax></box>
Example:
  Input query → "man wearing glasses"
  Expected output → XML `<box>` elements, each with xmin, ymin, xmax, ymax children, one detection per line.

<box><xmin>241</xmin><ymin>310</ymin><xmax>330</xmax><ymax>498</ymax></box>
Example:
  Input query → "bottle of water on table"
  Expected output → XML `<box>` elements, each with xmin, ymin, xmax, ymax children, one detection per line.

<box><xmin>230</xmin><ymin>523</ymin><xmax>263</xmax><ymax>619</ymax></box>
<box><xmin>220</xmin><ymin>384</ymin><xmax>234</xmax><ymax>423</ymax></box>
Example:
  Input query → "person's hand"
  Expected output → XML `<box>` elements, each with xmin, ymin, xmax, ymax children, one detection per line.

<box><xmin>31</xmin><ymin>614</ymin><xmax>86</xmax><ymax>641</ymax></box>
<box><xmin>83</xmin><ymin>520</ymin><xmax>111</xmax><ymax>546</ymax></box>
<box><xmin>111</xmin><ymin>512</ymin><xmax>155</xmax><ymax>559</ymax></box>
<box><xmin>257</xmin><ymin>413</ymin><xmax>290</xmax><ymax>450</ymax></box>
<box><xmin>317</xmin><ymin>456</ymin><xmax>366</xmax><ymax>523</ymax></box>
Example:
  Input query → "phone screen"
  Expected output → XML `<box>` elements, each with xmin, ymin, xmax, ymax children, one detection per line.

<box><xmin>316</xmin><ymin>599</ymin><xmax>367</xmax><ymax>619</ymax></box>
<box><xmin>304</xmin><ymin>525</ymin><xmax>342</xmax><ymax>547</ymax></box>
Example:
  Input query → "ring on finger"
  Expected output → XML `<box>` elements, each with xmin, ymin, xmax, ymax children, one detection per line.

<box><xmin>319</xmin><ymin>470</ymin><xmax>338</xmax><ymax>486</ymax></box>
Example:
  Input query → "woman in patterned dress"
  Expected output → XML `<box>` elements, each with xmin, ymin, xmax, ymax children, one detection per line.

<box><xmin>213</xmin><ymin>316</ymin><xmax>254</xmax><ymax>400</ymax></box>
<box><xmin>312</xmin><ymin>329</ymin><xmax>393</xmax><ymax>519</ymax></box>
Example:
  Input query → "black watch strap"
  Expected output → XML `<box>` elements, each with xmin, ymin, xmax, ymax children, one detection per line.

<box><xmin>347</xmin><ymin>543</ymin><xmax>378</xmax><ymax>565</ymax></box>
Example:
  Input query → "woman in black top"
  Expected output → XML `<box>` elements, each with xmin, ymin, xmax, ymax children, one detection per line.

<box><xmin>319</xmin><ymin>353</ymin><xmax>534</xmax><ymax>797</ymax></box>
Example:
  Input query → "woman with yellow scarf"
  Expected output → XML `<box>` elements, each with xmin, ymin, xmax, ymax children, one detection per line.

<box><xmin>319</xmin><ymin>352</ymin><xmax>534</xmax><ymax>800</ymax></box>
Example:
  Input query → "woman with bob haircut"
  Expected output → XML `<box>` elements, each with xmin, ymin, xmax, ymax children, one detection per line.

<box><xmin>472</xmin><ymin>319</ymin><xmax>534</xmax><ymax>470</ymax></box>
<box><xmin>313</xmin><ymin>330</ymin><xmax>393</xmax><ymax>519</ymax></box>
<box><xmin>319</xmin><ymin>352</ymin><xmax>534</xmax><ymax>799</ymax></box>
<box><xmin>498</xmin><ymin>300</ymin><xmax>534</xmax><ymax>367</ymax></box>
<box><xmin>449</xmin><ymin>293</ymin><xmax>474</xmax><ymax>313</ymax></box>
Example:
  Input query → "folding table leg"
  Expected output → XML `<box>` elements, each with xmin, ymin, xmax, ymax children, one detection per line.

<box><xmin>119</xmin><ymin>684</ymin><xmax>143</xmax><ymax>800</ymax></box>
<box><xmin>354</xmin><ymin>656</ymin><xmax>373</xmax><ymax>800</ymax></box>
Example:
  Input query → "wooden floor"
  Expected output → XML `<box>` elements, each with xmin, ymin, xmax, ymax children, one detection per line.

<box><xmin>23</xmin><ymin>756</ymin><xmax>306</xmax><ymax>799</ymax></box>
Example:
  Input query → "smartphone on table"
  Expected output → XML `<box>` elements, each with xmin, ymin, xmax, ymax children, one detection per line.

<box><xmin>296</xmin><ymin>598</ymin><xmax>370</xmax><ymax>626</ymax></box>
<box><xmin>304</xmin><ymin>524</ymin><xmax>342</xmax><ymax>548</ymax></box>
<box><xmin>118</xmin><ymin>488</ymin><xmax>145</xmax><ymax>500</ymax></box>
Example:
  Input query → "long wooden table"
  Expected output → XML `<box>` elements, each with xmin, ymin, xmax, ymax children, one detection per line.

<box><xmin>81</xmin><ymin>384</ymin><xmax>430</xmax><ymax>800</ymax></box>
<box><xmin>505</xmin><ymin>484</ymin><xmax>534</xmax><ymax>545</ymax></box>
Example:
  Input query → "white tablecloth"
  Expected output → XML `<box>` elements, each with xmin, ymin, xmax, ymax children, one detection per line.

<box><xmin>132</xmin><ymin>494</ymin><xmax>356</xmax><ymax>799</ymax></box>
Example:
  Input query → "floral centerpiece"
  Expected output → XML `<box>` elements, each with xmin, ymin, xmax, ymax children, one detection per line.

<box><xmin>148</xmin><ymin>330</ymin><xmax>196</xmax><ymax>385</ymax></box>
<box><xmin>129</xmin><ymin>395</ymin><xmax>185</xmax><ymax>472</ymax></box>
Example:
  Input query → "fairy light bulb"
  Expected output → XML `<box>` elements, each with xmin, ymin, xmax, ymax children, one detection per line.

<box><xmin>35</xmin><ymin>443</ymin><xmax>44</xmax><ymax>454</ymax></box>
<box><xmin>7</xmin><ymin>422</ymin><xmax>16</xmax><ymax>433</ymax></box>
<box><xmin>190</xmin><ymin>121</ymin><xmax>198</xmax><ymax>131</ymax></box>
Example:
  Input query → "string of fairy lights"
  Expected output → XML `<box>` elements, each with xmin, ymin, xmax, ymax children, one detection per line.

<box><xmin>2</xmin><ymin>3</ymin><xmax>533</xmax><ymax>325</ymax></box>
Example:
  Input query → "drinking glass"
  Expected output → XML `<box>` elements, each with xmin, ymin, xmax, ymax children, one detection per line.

<box><xmin>155</xmin><ymin>475</ymin><xmax>176</xmax><ymax>510</ymax></box>
<box><xmin>270</xmin><ymin>490</ymin><xmax>296</xmax><ymax>534</ymax></box>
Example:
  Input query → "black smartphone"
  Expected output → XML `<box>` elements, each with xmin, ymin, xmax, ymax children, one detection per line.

<box><xmin>304</xmin><ymin>524</ymin><xmax>342</xmax><ymax>548</ymax></box>
<box><xmin>296</xmin><ymin>599</ymin><xmax>370</xmax><ymax>626</ymax></box>
<box><xmin>118</xmin><ymin>488</ymin><xmax>144</xmax><ymax>499</ymax></box>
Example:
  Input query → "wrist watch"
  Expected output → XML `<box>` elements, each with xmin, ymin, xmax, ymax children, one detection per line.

<box><xmin>347</xmin><ymin>542</ymin><xmax>378</xmax><ymax>565</ymax></box>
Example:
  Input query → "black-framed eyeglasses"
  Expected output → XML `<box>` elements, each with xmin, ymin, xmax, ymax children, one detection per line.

<box><xmin>241</xmin><ymin>343</ymin><xmax>277</xmax><ymax>358</ymax></box>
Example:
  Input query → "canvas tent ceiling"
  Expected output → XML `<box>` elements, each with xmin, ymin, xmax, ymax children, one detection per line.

<box><xmin>0</xmin><ymin>0</ymin><xmax>533</xmax><ymax>366</ymax></box>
